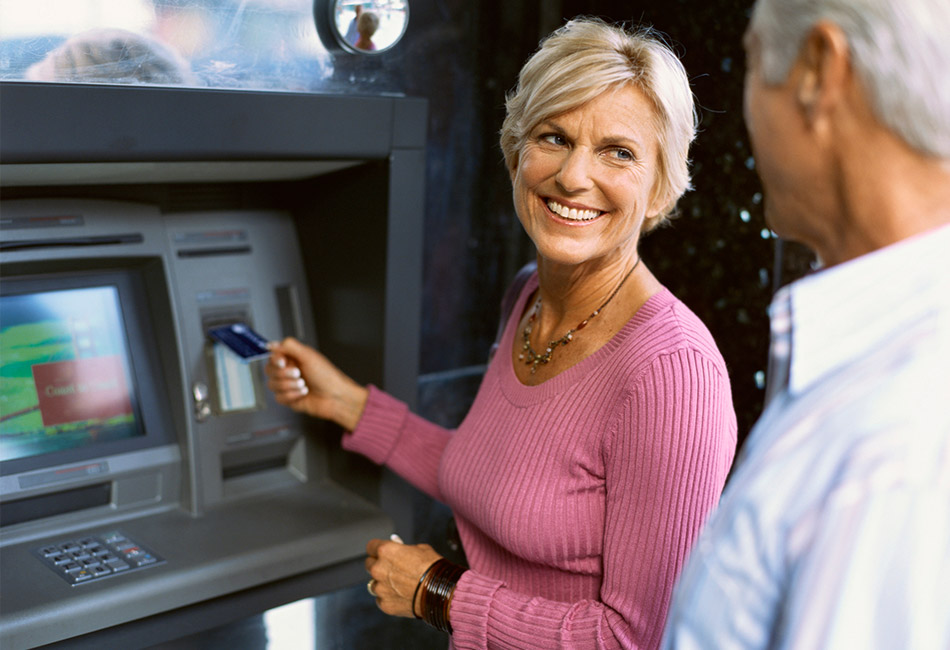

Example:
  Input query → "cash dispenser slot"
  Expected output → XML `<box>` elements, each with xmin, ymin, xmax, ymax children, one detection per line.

<box><xmin>0</xmin><ymin>483</ymin><xmax>112</xmax><ymax>527</ymax></box>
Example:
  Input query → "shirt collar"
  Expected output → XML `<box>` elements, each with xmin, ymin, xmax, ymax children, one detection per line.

<box><xmin>780</xmin><ymin>224</ymin><xmax>950</xmax><ymax>395</ymax></box>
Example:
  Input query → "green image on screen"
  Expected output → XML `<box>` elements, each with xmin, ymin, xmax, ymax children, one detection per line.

<box><xmin>0</xmin><ymin>286</ymin><xmax>141</xmax><ymax>463</ymax></box>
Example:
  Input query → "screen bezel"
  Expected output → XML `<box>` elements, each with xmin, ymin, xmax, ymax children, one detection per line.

<box><xmin>0</xmin><ymin>265</ymin><xmax>177</xmax><ymax>479</ymax></box>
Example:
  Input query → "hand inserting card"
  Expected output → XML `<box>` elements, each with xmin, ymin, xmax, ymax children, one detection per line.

<box><xmin>207</xmin><ymin>323</ymin><xmax>272</xmax><ymax>362</ymax></box>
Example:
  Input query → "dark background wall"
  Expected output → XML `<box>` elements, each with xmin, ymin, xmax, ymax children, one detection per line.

<box><xmin>362</xmin><ymin>0</ymin><xmax>820</xmax><ymax>451</ymax></box>
<box><xmin>331</xmin><ymin>0</ymin><xmax>784</xmax><ymax>435</ymax></box>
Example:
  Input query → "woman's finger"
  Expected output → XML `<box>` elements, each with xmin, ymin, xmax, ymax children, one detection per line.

<box><xmin>366</xmin><ymin>537</ymin><xmax>387</xmax><ymax>557</ymax></box>
<box><xmin>267</xmin><ymin>375</ymin><xmax>308</xmax><ymax>396</ymax></box>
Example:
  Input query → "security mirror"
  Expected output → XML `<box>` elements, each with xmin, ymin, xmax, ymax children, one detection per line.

<box><xmin>330</xmin><ymin>0</ymin><xmax>408</xmax><ymax>53</ymax></box>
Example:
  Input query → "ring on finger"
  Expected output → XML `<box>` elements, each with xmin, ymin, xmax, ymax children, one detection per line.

<box><xmin>367</xmin><ymin>579</ymin><xmax>377</xmax><ymax>597</ymax></box>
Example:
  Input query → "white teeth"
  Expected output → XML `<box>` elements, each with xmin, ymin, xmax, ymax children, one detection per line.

<box><xmin>547</xmin><ymin>199</ymin><xmax>600</xmax><ymax>221</ymax></box>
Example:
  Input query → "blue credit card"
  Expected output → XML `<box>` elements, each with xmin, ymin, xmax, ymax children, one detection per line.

<box><xmin>207</xmin><ymin>323</ymin><xmax>271</xmax><ymax>362</ymax></box>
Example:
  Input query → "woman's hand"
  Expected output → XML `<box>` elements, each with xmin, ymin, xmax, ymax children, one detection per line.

<box><xmin>365</xmin><ymin>537</ymin><xmax>443</xmax><ymax>618</ymax></box>
<box><xmin>264</xmin><ymin>337</ymin><xmax>368</xmax><ymax>430</ymax></box>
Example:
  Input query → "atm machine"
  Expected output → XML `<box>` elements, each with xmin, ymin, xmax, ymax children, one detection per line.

<box><xmin>0</xmin><ymin>82</ymin><xmax>426</xmax><ymax>648</ymax></box>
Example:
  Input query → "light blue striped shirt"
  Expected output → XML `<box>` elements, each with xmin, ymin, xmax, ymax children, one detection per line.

<box><xmin>662</xmin><ymin>224</ymin><xmax>950</xmax><ymax>650</ymax></box>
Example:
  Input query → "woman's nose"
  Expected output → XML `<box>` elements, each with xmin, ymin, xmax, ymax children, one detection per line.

<box><xmin>555</xmin><ymin>149</ymin><xmax>595</xmax><ymax>193</ymax></box>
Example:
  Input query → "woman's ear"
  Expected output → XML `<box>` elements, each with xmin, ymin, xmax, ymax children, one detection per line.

<box><xmin>508</xmin><ymin>155</ymin><xmax>520</xmax><ymax>182</ymax></box>
<box><xmin>646</xmin><ymin>181</ymin><xmax>671</xmax><ymax>225</ymax></box>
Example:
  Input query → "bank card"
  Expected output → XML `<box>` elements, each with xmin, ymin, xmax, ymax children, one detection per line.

<box><xmin>207</xmin><ymin>323</ymin><xmax>271</xmax><ymax>362</ymax></box>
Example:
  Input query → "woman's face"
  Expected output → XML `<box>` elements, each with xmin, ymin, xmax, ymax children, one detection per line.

<box><xmin>511</xmin><ymin>84</ymin><xmax>663</xmax><ymax>268</ymax></box>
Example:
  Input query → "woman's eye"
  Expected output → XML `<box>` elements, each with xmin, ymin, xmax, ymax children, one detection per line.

<box><xmin>608</xmin><ymin>147</ymin><xmax>635</xmax><ymax>162</ymax></box>
<box><xmin>540</xmin><ymin>133</ymin><xmax>567</xmax><ymax>146</ymax></box>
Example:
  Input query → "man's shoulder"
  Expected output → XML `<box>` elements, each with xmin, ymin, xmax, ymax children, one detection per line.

<box><xmin>731</xmin><ymin>329</ymin><xmax>950</xmax><ymax>530</ymax></box>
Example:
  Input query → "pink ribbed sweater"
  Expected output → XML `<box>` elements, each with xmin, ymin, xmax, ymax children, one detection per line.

<box><xmin>344</xmin><ymin>278</ymin><xmax>737</xmax><ymax>649</ymax></box>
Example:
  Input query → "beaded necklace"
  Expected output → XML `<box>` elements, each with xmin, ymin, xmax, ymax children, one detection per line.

<box><xmin>520</xmin><ymin>257</ymin><xmax>641</xmax><ymax>374</ymax></box>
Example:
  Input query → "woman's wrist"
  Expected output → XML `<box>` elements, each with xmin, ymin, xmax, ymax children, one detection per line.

<box><xmin>335</xmin><ymin>380</ymin><xmax>369</xmax><ymax>431</ymax></box>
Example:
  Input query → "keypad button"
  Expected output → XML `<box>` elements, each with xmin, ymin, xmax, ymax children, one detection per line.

<box><xmin>68</xmin><ymin>570</ymin><xmax>94</xmax><ymax>584</ymax></box>
<box><xmin>36</xmin><ymin>531</ymin><xmax>162</xmax><ymax>585</ymax></box>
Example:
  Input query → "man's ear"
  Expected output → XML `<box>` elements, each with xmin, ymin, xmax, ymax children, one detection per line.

<box><xmin>796</xmin><ymin>20</ymin><xmax>851</xmax><ymax>124</ymax></box>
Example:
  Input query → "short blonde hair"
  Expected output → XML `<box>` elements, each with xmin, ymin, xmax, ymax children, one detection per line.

<box><xmin>500</xmin><ymin>17</ymin><xmax>698</xmax><ymax>231</ymax></box>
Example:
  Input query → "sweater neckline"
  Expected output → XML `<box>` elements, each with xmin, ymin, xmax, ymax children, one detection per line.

<box><xmin>496</xmin><ymin>274</ymin><xmax>675</xmax><ymax>406</ymax></box>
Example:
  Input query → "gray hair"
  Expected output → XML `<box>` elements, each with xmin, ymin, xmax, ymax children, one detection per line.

<box><xmin>749</xmin><ymin>0</ymin><xmax>950</xmax><ymax>158</ymax></box>
<box><xmin>500</xmin><ymin>17</ymin><xmax>698</xmax><ymax>232</ymax></box>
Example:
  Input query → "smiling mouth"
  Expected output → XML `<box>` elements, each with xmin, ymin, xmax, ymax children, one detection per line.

<box><xmin>546</xmin><ymin>199</ymin><xmax>603</xmax><ymax>222</ymax></box>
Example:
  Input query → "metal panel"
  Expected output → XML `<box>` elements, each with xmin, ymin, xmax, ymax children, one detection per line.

<box><xmin>0</xmin><ymin>83</ymin><xmax>400</xmax><ymax>164</ymax></box>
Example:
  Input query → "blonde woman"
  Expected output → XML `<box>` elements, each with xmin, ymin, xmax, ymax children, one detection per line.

<box><xmin>268</xmin><ymin>17</ymin><xmax>736</xmax><ymax>649</ymax></box>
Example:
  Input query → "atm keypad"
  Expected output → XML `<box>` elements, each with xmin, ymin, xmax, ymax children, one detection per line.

<box><xmin>34</xmin><ymin>531</ymin><xmax>164</xmax><ymax>585</ymax></box>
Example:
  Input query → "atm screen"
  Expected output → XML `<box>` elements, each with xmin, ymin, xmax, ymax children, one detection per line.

<box><xmin>0</xmin><ymin>286</ymin><xmax>145</xmax><ymax>463</ymax></box>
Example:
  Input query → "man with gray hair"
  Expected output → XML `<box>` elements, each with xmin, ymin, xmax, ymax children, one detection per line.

<box><xmin>661</xmin><ymin>0</ymin><xmax>950</xmax><ymax>647</ymax></box>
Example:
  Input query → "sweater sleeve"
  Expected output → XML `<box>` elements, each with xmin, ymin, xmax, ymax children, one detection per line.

<box><xmin>448</xmin><ymin>348</ymin><xmax>737</xmax><ymax>650</ymax></box>
<box><xmin>342</xmin><ymin>384</ymin><xmax>454</xmax><ymax>502</ymax></box>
